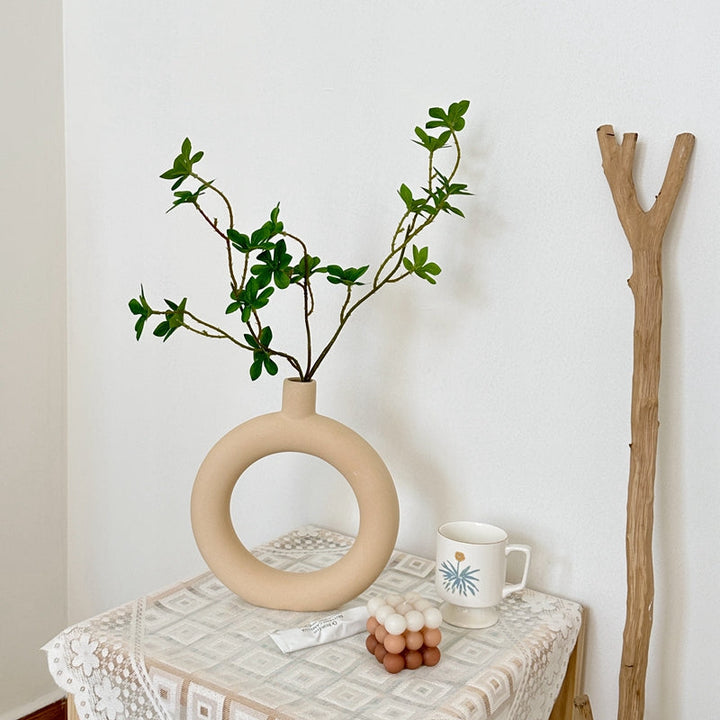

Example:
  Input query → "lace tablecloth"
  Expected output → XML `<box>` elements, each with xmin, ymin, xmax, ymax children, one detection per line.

<box><xmin>44</xmin><ymin>526</ymin><xmax>582</xmax><ymax>720</ymax></box>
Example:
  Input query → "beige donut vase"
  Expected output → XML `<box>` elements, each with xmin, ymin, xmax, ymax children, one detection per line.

<box><xmin>191</xmin><ymin>378</ymin><xmax>400</xmax><ymax>611</ymax></box>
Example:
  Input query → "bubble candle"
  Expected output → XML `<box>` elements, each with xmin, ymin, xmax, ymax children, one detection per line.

<box><xmin>364</xmin><ymin>592</ymin><xmax>442</xmax><ymax>673</ymax></box>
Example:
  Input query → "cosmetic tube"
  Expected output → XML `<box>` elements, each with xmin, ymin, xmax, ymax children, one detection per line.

<box><xmin>270</xmin><ymin>605</ymin><xmax>370</xmax><ymax>653</ymax></box>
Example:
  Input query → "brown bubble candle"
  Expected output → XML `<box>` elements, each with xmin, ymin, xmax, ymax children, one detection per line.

<box><xmin>364</xmin><ymin>592</ymin><xmax>442</xmax><ymax>673</ymax></box>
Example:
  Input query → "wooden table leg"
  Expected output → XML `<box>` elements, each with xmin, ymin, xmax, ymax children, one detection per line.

<box><xmin>549</xmin><ymin>610</ymin><xmax>586</xmax><ymax>720</ymax></box>
<box><xmin>66</xmin><ymin>695</ymin><xmax>79</xmax><ymax>720</ymax></box>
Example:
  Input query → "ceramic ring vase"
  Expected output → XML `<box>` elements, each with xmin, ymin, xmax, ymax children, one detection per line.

<box><xmin>191</xmin><ymin>378</ymin><xmax>400</xmax><ymax>611</ymax></box>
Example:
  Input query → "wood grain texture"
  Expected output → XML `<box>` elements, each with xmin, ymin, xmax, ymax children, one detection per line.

<box><xmin>550</xmin><ymin>611</ymin><xmax>586</xmax><ymax>720</ymax></box>
<box><xmin>17</xmin><ymin>699</ymin><xmax>66</xmax><ymax>720</ymax></box>
<box><xmin>574</xmin><ymin>694</ymin><xmax>596</xmax><ymax>720</ymax></box>
<box><xmin>586</xmin><ymin>127</ymin><xmax>694</xmax><ymax>720</ymax></box>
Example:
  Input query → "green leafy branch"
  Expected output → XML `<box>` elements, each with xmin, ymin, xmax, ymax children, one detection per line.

<box><xmin>129</xmin><ymin>100</ymin><xmax>471</xmax><ymax>381</ymax></box>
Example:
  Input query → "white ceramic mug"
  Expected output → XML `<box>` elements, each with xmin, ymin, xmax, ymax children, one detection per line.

<box><xmin>436</xmin><ymin>521</ymin><xmax>531</xmax><ymax>628</ymax></box>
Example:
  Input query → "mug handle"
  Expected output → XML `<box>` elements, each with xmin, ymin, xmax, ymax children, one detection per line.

<box><xmin>502</xmin><ymin>544</ymin><xmax>532</xmax><ymax>598</ymax></box>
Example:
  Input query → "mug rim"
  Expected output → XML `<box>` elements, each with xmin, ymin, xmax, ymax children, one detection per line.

<box><xmin>438</xmin><ymin>520</ymin><xmax>508</xmax><ymax>545</ymax></box>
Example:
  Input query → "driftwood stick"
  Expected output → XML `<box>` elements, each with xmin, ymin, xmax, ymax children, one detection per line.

<box><xmin>585</xmin><ymin>126</ymin><xmax>694</xmax><ymax>720</ymax></box>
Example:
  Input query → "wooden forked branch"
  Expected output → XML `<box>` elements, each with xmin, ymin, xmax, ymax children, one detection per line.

<box><xmin>574</xmin><ymin>127</ymin><xmax>694</xmax><ymax>720</ymax></box>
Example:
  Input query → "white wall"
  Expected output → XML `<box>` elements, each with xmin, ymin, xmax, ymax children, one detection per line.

<box><xmin>63</xmin><ymin>2</ymin><xmax>719</xmax><ymax>719</ymax></box>
<box><xmin>0</xmin><ymin>1</ymin><xmax>67</xmax><ymax>717</ymax></box>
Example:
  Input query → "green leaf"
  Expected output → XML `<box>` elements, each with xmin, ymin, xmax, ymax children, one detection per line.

<box><xmin>264</xmin><ymin>356</ymin><xmax>279</xmax><ymax>375</ymax></box>
<box><xmin>249</xmin><ymin>358</ymin><xmax>263</xmax><ymax>380</ymax></box>
<box><xmin>403</xmin><ymin>245</ymin><xmax>442</xmax><ymax>284</ymax></box>
<box><xmin>128</xmin><ymin>298</ymin><xmax>144</xmax><ymax>315</ymax></box>
<box><xmin>228</xmin><ymin>226</ymin><xmax>275</xmax><ymax>253</ymax></box>
<box><xmin>292</xmin><ymin>254</ymin><xmax>323</xmax><ymax>282</ymax></box>
<box><xmin>162</xmin><ymin>325</ymin><xmax>179</xmax><ymax>342</ymax></box>
<box><xmin>251</xmin><ymin>239</ymin><xmax>293</xmax><ymax>289</ymax></box>
<box><xmin>243</xmin><ymin>206</ymin><xmax>285</xmax><ymax>251</ymax></box>
<box><xmin>267</xmin><ymin>203</ymin><xmax>284</xmax><ymax>236</ymax></box>
<box><xmin>449</xmin><ymin>99</ymin><xmax>470</xmax><ymax>118</ymax></box>
<box><xmin>446</xmin><ymin>100</ymin><xmax>470</xmax><ymax>131</ymax></box>
<box><xmin>413</xmin><ymin>262</ymin><xmax>442</xmax><ymax>284</ymax></box>
<box><xmin>159</xmin><ymin>168</ymin><xmax>184</xmax><ymax>180</ymax></box>
<box><xmin>398</xmin><ymin>183</ymin><xmax>414</xmax><ymax>210</ymax></box>
<box><xmin>413</xmin><ymin>126</ymin><xmax>433</xmax><ymax>150</ymax></box>
<box><xmin>160</xmin><ymin>138</ymin><xmax>206</xmax><ymax>198</ymax></box>
<box><xmin>325</xmin><ymin>264</ymin><xmax>369</xmax><ymax>286</ymax></box>
<box><xmin>413</xmin><ymin>245</ymin><xmax>429</xmax><ymax>265</ymax></box>
<box><xmin>245</xmin><ymin>326</ymin><xmax>276</xmax><ymax>380</ymax></box>
<box><xmin>258</xmin><ymin>326</ymin><xmax>273</xmax><ymax>346</ymax></box>
<box><xmin>227</xmin><ymin>228</ymin><xmax>251</xmax><ymax>252</ymax></box>
<box><xmin>232</xmin><ymin>279</ymin><xmax>275</xmax><ymax>321</ymax></box>
<box><xmin>424</xmin><ymin>101</ymin><xmax>470</xmax><ymax>132</ymax></box>
<box><xmin>251</xmin><ymin>224</ymin><xmax>272</xmax><ymax>245</ymax></box>
<box><xmin>129</xmin><ymin>288</ymin><xmax>153</xmax><ymax>340</ymax></box>
<box><xmin>153</xmin><ymin>320</ymin><xmax>170</xmax><ymax>337</ymax></box>
<box><xmin>167</xmin><ymin>185</ymin><xmax>208</xmax><ymax>212</ymax></box>
<box><xmin>133</xmin><ymin>315</ymin><xmax>146</xmax><ymax>340</ymax></box>
<box><xmin>274</xmin><ymin>269</ymin><xmax>291</xmax><ymax>289</ymax></box>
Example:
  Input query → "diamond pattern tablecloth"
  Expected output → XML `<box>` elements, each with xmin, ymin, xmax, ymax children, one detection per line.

<box><xmin>44</xmin><ymin>526</ymin><xmax>582</xmax><ymax>720</ymax></box>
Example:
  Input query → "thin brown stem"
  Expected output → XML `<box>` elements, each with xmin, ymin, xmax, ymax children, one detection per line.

<box><xmin>448</xmin><ymin>130</ymin><xmax>461</xmax><ymax>183</ymax></box>
<box><xmin>282</xmin><ymin>231</ymin><xmax>314</xmax><ymax>377</ymax></box>
<box><xmin>191</xmin><ymin>172</ymin><xmax>234</xmax><ymax>228</ymax></box>
<box><xmin>385</xmin><ymin>270</ymin><xmax>412</xmax><ymax>284</ymax></box>
<box><xmin>389</xmin><ymin>209</ymin><xmax>412</xmax><ymax>255</ymax></box>
<box><xmin>183</xmin><ymin>311</ymin><xmax>253</xmax><ymax>350</ymax></box>
<box><xmin>338</xmin><ymin>286</ymin><xmax>353</xmax><ymax>324</ymax></box>
<box><xmin>193</xmin><ymin>203</ymin><xmax>239</xmax><ymax>292</ymax></box>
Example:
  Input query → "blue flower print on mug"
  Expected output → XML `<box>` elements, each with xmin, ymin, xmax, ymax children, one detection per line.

<box><xmin>439</xmin><ymin>551</ymin><xmax>481</xmax><ymax>596</ymax></box>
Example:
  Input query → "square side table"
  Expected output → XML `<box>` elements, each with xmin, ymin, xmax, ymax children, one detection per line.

<box><xmin>46</xmin><ymin>526</ymin><xmax>584</xmax><ymax>720</ymax></box>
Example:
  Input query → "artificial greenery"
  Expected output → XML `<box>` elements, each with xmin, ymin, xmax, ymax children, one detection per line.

<box><xmin>129</xmin><ymin>100</ymin><xmax>471</xmax><ymax>381</ymax></box>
